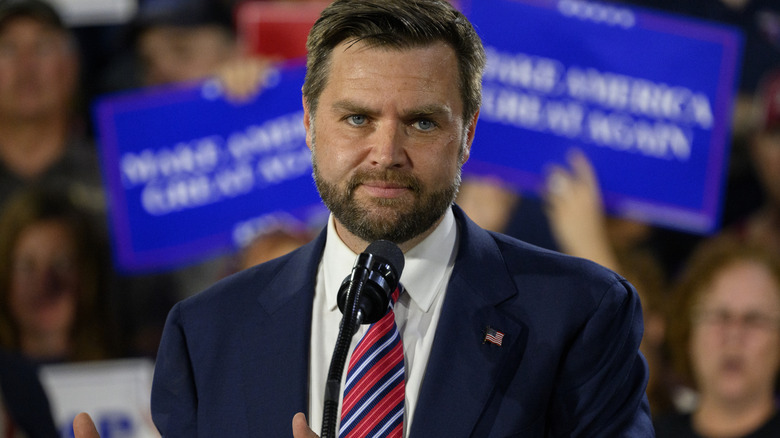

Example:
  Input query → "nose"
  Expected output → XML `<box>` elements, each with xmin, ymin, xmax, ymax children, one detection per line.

<box><xmin>368</xmin><ymin>122</ymin><xmax>408</xmax><ymax>169</ymax></box>
<box><xmin>720</xmin><ymin>320</ymin><xmax>747</xmax><ymax>345</ymax></box>
<box><xmin>25</xmin><ymin>265</ymin><xmax>63</xmax><ymax>297</ymax></box>
<box><xmin>43</xmin><ymin>266</ymin><xmax>67</xmax><ymax>293</ymax></box>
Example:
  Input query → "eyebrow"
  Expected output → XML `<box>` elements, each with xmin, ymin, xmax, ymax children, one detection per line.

<box><xmin>403</xmin><ymin>104</ymin><xmax>453</xmax><ymax>119</ymax></box>
<box><xmin>331</xmin><ymin>100</ymin><xmax>376</xmax><ymax>117</ymax></box>
<box><xmin>331</xmin><ymin>100</ymin><xmax>453</xmax><ymax>119</ymax></box>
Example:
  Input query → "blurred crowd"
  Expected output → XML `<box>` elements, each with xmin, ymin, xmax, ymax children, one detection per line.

<box><xmin>0</xmin><ymin>0</ymin><xmax>778</xmax><ymax>436</ymax></box>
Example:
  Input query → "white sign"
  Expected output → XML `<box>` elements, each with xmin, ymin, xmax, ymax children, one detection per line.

<box><xmin>48</xmin><ymin>0</ymin><xmax>137</xmax><ymax>26</ymax></box>
<box><xmin>38</xmin><ymin>359</ymin><xmax>159</xmax><ymax>438</ymax></box>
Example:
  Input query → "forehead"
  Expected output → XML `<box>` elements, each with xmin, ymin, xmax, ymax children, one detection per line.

<box><xmin>139</xmin><ymin>25</ymin><xmax>231</xmax><ymax>47</ymax></box>
<box><xmin>15</xmin><ymin>220</ymin><xmax>76</xmax><ymax>252</ymax></box>
<box><xmin>700</xmin><ymin>261</ymin><xmax>780</xmax><ymax>311</ymax></box>
<box><xmin>321</xmin><ymin>40</ymin><xmax>462</xmax><ymax>109</ymax></box>
<box><xmin>0</xmin><ymin>16</ymin><xmax>62</xmax><ymax>39</ymax></box>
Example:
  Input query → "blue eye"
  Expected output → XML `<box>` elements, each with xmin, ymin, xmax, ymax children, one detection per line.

<box><xmin>414</xmin><ymin>119</ymin><xmax>436</xmax><ymax>131</ymax></box>
<box><xmin>347</xmin><ymin>115</ymin><xmax>367</xmax><ymax>126</ymax></box>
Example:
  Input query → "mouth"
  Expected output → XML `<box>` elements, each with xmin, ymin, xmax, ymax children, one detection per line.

<box><xmin>719</xmin><ymin>356</ymin><xmax>745</xmax><ymax>375</ymax></box>
<box><xmin>359</xmin><ymin>181</ymin><xmax>411</xmax><ymax>199</ymax></box>
<box><xmin>27</xmin><ymin>286</ymin><xmax>70</xmax><ymax>305</ymax></box>
<box><xmin>349</xmin><ymin>170</ymin><xmax>421</xmax><ymax>200</ymax></box>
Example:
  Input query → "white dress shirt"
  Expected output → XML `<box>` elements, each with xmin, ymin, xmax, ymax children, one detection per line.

<box><xmin>308</xmin><ymin>208</ymin><xmax>458</xmax><ymax>437</ymax></box>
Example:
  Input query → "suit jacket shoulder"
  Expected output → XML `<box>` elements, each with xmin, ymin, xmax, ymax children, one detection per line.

<box><xmin>410</xmin><ymin>206</ymin><xmax>653</xmax><ymax>437</ymax></box>
<box><xmin>151</xmin><ymin>232</ymin><xmax>326</xmax><ymax>437</ymax></box>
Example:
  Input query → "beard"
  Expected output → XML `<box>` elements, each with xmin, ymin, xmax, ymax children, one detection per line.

<box><xmin>311</xmin><ymin>140</ymin><xmax>464</xmax><ymax>245</ymax></box>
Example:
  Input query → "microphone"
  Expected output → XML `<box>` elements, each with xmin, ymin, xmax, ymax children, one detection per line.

<box><xmin>337</xmin><ymin>240</ymin><xmax>405</xmax><ymax>326</ymax></box>
<box><xmin>321</xmin><ymin>240</ymin><xmax>405</xmax><ymax>438</ymax></box>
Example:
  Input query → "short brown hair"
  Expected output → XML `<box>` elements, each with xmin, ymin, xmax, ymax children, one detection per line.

<box><xmin>0</xmin><ymin>0</ymin><xmax>66</xmax><ymax>33</ymax></box>
<box><xmin>302</xmin><ymin>0</ymin><xmax>486</xmax><ymax>123</ymax></box>
<box><xmin>666</xmin><ymin>236</ymin><xmax>780</xmax><ymax>386</ymax></box>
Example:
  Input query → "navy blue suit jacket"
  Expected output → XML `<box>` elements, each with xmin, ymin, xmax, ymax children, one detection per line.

<box><xmin>151</xmin><ymin>206</ymin><xmax>654</xmax><ymax>437</ymax></box>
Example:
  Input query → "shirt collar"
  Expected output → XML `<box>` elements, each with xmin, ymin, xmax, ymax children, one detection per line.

<box><xmin>322</xmin><ymin>208</ymin><xmax>458</xmax><ymax>313</ymax></box>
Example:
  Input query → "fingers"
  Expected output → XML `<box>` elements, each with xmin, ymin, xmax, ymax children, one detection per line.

<box><xmin>544</xmin><ymin>149</ymin><xmax>600</xmax><ymax>202</ymax></box>
<box><xmin>457</xmin><ymin>178</ymin><xmax>520</xmax><ymax>232</ymax></box>
<box><xmin>292</xmin><ymin>412</ymin><xmax>319</xmax><ymax>438</ymax></box>
<box><xmin>567</xmin><ymin>149</ymin><xmax>598</xmax><ymax>188</ymax></box>
<box><xmin>217</xmin><ymin>56</ymin><xmax>274</xmax><ymax>103</ymax></box>
<box><xmin>545</xmin><ymin>164</ymin><xmax>572</xmax><ymax>199</ymax></box>
<box><xmin>73</xmin><ymin>412</ymin><xmax>100</xmax><ymax>438</ymax></box>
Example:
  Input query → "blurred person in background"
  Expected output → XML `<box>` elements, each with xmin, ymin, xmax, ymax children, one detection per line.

<box><xmin>723</xmin><ymin>70</ymin><xmax>780</xmax><ymax>254</ymax></box>
<box><xmin>655</xmin><ymin>236</ymin><xmax>780</xmax><ymax>437</ymax></box>
<box><xmin>0</xmin><ymin>348</ymin><xmax>58</xmax><ymax>437</ymax></box>
<box><xmin>454</xmin><ymin>177</ymin><xmax>520</xmax><ymax>235</ymax></box>
<box><xmin>0</xmin><ymin>0</ymin><xmax>180</xmax><ymax>361</ymax></box>
<box><xmin>112</xmin><ymin>0</ymin><xmax>317</xmax><ymax>300</ymax></box>
<box><xmin>0</xmin><ymin>187</ymin><xmax>117</xmax><ymax>364</ymax></box>
<box><xmin>128</xmin><ymin>0</ymin><xmax>272</xmax><ymax>101</ymax></box>
<box><xmin>134</xmin><ymin>0</ymin><xmax>243</xmax><ymax>87</ymax></box>
<box><xmin>0</xmin><ymin>0</ymin><xmax>103</xmax><ymax>214</ymax></box>
<box><xmin>95</xmin><ymin>0</ymin><xmax>258</xmax><ymax>346</ymax></box>
<box><xmin>236</xmin><ymin>227</ymin><xmax>314</xmax><ymax>271</ymax></box>
<box><xmin>101</xmin><ymin>0</ymin><xmax>328</xmax><ymax>99</ymax></box>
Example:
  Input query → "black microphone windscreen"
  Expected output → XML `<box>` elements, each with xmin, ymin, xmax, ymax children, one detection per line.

<box><xmin>365</xmin><ymin>240</ymin><xmax>404</xmax><ymax>276</ymax></box>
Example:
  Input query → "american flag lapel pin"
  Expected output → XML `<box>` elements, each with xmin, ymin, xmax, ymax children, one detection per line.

<box><xmin>483</xmin><ymin>326</ymin><xmax>505</xmax><ymax>346</ymax></box>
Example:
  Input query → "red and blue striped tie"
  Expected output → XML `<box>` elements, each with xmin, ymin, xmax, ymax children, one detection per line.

<box><xmin>339</xmin><ymin>285</ymin><xmax>405</xmax><ymax>438</ymax></box>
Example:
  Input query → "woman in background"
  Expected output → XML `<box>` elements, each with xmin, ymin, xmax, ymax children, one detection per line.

<box><xmin>0</xmin><ymin>187</ymin><xmax>116</xmax><ymax>364</ymax></box>
<box><xmin>656</xmin><ymin>237</ymin><xmax>780</xmax><ymax>437</ymax></box>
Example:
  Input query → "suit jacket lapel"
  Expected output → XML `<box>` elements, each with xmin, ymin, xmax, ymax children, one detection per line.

<box><xmin>241</xmin><ymin>231</ymin><xmax>327</xmax><ymax>435</ymax></box>
<box><xmin>410</xmin><ymin>207</ymin><xmax>527</xmax><ymax>437</ymax></box>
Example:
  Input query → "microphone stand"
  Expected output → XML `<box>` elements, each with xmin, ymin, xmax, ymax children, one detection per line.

<box><xmin>319</xmin><ymin>240</ymin><xmax>403</xmax><ymax>438</ymax></box>
<box><xmin>320</xmin><ymin>267</ymin><xmax>367</xmax><ymax>438</ymax></box>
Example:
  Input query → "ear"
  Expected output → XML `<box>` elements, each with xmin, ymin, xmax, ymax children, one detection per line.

<box><xmin>461</xmin><ymin>110</ymin><xmax>479</xmax><ymax>165</ymax></box>
<box><xmin>303</xmin><ymin>96</ymin><xmax>313</xmax><ymax>151</ymax></box>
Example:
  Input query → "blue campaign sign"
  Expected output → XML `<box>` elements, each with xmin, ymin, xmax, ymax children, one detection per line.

<box><xmin>464</xmin><ymin>0</ymin><xmax>743</xmax><ymax>234</ymax></box>
<box><xmin>94</xmin><ymin>63</ymin><xmax>325</xmax><ymax>272</ymax></box>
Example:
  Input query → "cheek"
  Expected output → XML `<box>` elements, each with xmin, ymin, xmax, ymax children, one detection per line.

<box><xmin>0</xmin><ymin>63</ymin><xmax>12</xmax><ymax>81</ymax></box>
<box><xmin>0</xmin><ymin>67</ymin><xmax>18</xmax><ymax>95</ymax></box>
<box><xmin>314</xmin><ymin>139</ymin><xmax>362</xmax><ymax>177</ymax></box>
<box><xmin>756</xmin><ymin>155</ymin><xmax>780</xmax><ymax>181</ymax></box>
<box><xmin>689</xmin><ymin>327</ymin><xmax>717</xmax><ymax>371</ymax></box>
<box><xmin>7</xmin><ymin>286</ymin><xmax>26</xmax><ymax>320</ymax></box>
<box><xmin>752</xmin><ymin>142</ymin><xmax>780</xmax><ymax>184</ymax></box>
<box><xmin>417</xmin><ymin>145</ymin><xmax>461</xmax><ymax>179</ymax></box>
<box><xmin>54</xmin><ymin>58</ymin><xmax>77</xmax><ymax>87</ymax></box>
<box><xmin>751</xmin><ymin>335</ymin><xmax>780</xmax><ymax>371</ymax></box>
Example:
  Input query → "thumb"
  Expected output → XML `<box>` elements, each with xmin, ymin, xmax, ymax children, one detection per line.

<box><xmin>73</xmin><ymin>412</ymin><xmax>100</xmax><ymax>438</ymax></box>
<box><xmin>292</xmin><ymin>412</ymin><xmax>319</xmax><ymax>438</ymax></box>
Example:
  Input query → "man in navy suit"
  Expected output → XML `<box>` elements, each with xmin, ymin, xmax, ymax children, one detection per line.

<box><xmin>147</xmin><ymin>0</ymin><xmax>654</xmax><ymax>436</ymax></box>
